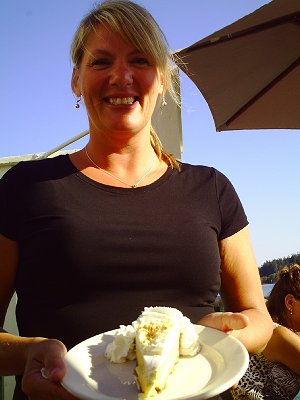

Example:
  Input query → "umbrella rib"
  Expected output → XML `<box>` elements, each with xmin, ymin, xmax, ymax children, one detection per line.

<box><xmin>221</xmin><ymin>57</ymin><xmax>300</xmax><ymax>130</ymax></box>
<box><xmin>184</xmin><ymin>12</ymin><xmax>300</xmax><ymax>53</ymax></box>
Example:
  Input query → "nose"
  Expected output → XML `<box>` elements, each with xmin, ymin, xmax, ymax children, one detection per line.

<box><xmin>109</xmin><ymin>60</ymin><xmax>133</xmax><ymax>87</ymax></box>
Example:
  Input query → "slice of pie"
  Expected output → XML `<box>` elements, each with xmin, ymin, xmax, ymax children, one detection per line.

<box><xmin>133</xmin><ymin>307</ymin><xmax>183</xmax><ymax>397</ymax></box>
<box><xmin>105</xmin><ymin>306</ymin><xmax>201</xmax><ymax>398</ymax></box>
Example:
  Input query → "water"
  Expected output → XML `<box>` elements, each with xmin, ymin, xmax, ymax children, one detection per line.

<box><xmin>262</xmin><ymin>283</ymin><xmax>274</xmax><ymax>298</ymax></box>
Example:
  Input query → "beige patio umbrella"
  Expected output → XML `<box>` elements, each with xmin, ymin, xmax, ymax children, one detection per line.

<box><xmin>174</xmin><ymin>0</ymin><xmax>300</xmax><ymax>131</ymax></box>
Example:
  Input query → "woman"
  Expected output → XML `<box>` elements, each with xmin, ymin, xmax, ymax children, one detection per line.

<box><xmin>232</xmin><ymin>264</ymin><xmax>300</xmax><ymax>399</ymax></box>
<box><xmin>0</xmin><ymin>1</ymin><xmax>272</xmax><ymax>399</ymax></box>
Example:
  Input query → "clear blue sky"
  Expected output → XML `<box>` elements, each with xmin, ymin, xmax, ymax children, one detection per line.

<box><xmin>1</xmin><ymin>0</ymin><xmax>300</xmax><ymax>267</ymax></box>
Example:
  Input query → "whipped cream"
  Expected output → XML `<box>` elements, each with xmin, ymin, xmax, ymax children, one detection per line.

<box><xmin>105</xmin><ymin>324</ymin><xmax>136</xmax><ymax>363</ymax></box>
<box><xmin>105</xmin><ymin>307</ymin><xmax>201</xmax><ymax>362</ymax></box>
<box><xmin>180</xmin><ymin>316</ymin><xmax>201</xmax><ymax>356</ymax></box>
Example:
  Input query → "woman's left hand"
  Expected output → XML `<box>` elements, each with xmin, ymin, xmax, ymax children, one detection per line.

<box><xmin>198</xmin><ymin>312</ymin><xmax>250</xmax><ymax>390</ymax></box>
<box><xmin>197</xmin><ymin>311</ymin><xmax>250</xmax><ymax>335</ymax></box>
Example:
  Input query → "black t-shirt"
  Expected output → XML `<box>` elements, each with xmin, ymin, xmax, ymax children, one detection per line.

<box><xmin>0</xmin><ymin>155</ymin><xmax>248</xmax><ymax>346</ymax></box>
<box><xmin>0</xmin><ymin>155</ymin><xmax>246</xmax><ymax>400</ymax></box>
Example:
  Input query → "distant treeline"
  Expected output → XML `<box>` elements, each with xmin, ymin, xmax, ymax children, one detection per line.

<box><xmin>259</xmin><ymin>252</ymin><xmax>300</xmax><ymax>284</ymax></box>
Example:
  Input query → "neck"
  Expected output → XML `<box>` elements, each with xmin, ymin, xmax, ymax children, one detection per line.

<box><xmin>86</xmin><ymin>129</ymin><xmax>157</xmax><ymax>168</ymax></box>
<box><xmin>84</xmin><ymin>144</ymin><xmax>159</xmax><ymax>188</ymax></box>
<box><xmin>88</xmin><ymin>120</ymin><xmax>152</xmax><ymax>154</ymax></box>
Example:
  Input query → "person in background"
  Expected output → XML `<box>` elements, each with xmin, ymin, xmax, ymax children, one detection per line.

<box><xmin>232</xmin><ymin>263</ymin><xmax>300</xmax><ymax>400</ymax></box>
<box><xmin>0</xmin><ymin>1</ymin><xmax>272</xmax><ymax>399</ymax></box>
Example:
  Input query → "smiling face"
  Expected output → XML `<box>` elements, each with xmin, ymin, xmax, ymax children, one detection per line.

<box><xmin>72</xmin><ymin>24</ymin><xmax>164</xmax><ymax>140</ymax></box>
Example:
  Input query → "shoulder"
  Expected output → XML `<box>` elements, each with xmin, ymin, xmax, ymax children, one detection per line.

<box><xmin>1</xmin><ymin>155</ymin><xmax>73</xmax><ymax>184</ymax></box>
<box><xmin>178</xmin><ymin>163</ymin><xmax>241</xmax><ymax>202</ymax></box>
<box><xmin>272</xmin><ymin>325</ymin><xmax>298</xmax><ymax>342</ymax></box>
<box><xmin>263</xmin><ymin>325</ymin><xmax>300</xmax><ymax>360</ymax></box>
<box><xmin>179</xmin><ymin>162</ymin><xmax>211</xmax><ymax>173</ymax></box>
<box><xmin>179</xmin><ymin>162</ymin><xmax>230</xmax><ymax>182</ymax></box>
<box><xmin>180</xmin><ymin>162</ymin><xmax>217</xmax><ymax>174</ymax></box>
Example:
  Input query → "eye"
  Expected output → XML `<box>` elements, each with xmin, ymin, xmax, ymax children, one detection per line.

<box><xmin>132</xmin><ymin>57</ymin><xmax>151</xmax><ymax>66</ymax></box>
<box><xmin>89</xmin><ymin>58</ymin><xmax>111</xmax><ymax>69</ymax></box>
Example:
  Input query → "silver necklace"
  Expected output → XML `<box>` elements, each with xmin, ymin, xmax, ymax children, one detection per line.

<box><xmin>84</xmin><ymin>146</ymin><xmax>156</xmax><ymax>188</ymax></box>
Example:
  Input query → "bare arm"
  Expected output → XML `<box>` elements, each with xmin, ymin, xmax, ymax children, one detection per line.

<box><xmin>0</xmin><ymin>233</ymin><xmax>26</xmax><ymax>374</ymax></box>
<box><xmin>263</xmin><ymin>326</ymin><xmax>300</xmax><ymax>375</ymax></box>
<box><xmin>0</xmin><ymin>234</ymin><xmax>78</xmax><ymax>399</ymax></box>
<box><xmin>0</xmin><ymin>234</ymin><xmax>18</xmax><ymax>327</ymax></box>
<box><xmin>199</xmin><ymin>226</ymin><xmax>273</xmax><ymax>353</ymax></box>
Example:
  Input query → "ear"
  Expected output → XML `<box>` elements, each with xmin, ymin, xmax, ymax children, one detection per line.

<box><xmin>71</xmin><ymin>68</ymin><xmax>81</xmax><ymax>96</ymax></box>
<box><xmin>158</xmin><ymin>71</ymin><xmax>165</xmax><ymax>96</ymax></box>
<box><xmin>285</xmin><ymin>294</ymin><xmax>295</xmax><ymax>311</ymax></box>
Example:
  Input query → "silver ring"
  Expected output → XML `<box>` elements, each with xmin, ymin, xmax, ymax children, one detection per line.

<box><xmin>41</xmin><ymin>367</ymin><xmax>48</xmax><ymax>379</ymax></box>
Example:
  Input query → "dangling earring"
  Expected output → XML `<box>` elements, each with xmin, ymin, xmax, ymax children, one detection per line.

<box><xmin>290</xmin><ymin>308</ymin><xmax>293</xmax><ymax>316</ymax></box>
<box><xmin>161</xmin><ymin>95</ymin><xmax>167</xmax><ymax>108</ymax></box>
<box><xmin>75</xmin><ymin>96</ymin><xmax>81</xmax><ymax>109</ymax></box>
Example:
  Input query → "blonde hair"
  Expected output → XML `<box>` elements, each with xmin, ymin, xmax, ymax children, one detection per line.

<box><xmin>71</xmin><ymin>0</ymin><xmax>181</xmax><ymax>169</ymax></box>
<box><xmin>267</xmin><ymin>263</ymin><xmax>300</xmax><ymax>326</ymax></box>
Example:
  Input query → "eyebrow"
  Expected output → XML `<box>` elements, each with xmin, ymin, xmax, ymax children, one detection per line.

<box><xmin>89</xmin><ymin>49</ymin><xmax>145</xmax><ymax>57</ymax></box>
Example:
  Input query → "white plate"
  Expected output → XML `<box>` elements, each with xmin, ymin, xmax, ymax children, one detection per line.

<box><xmin>61</xmin><ymin>325</ymin><xmax>249</xmax><ymax>400</ymax></box>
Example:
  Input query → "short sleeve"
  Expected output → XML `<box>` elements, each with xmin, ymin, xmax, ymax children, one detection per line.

<box><xmin>0</xmin><ymin>163</ymin><xmax>22</xmax><ymax>240</ymax></box>
<box><xmin>213</xmin><ymin>168</ymin><xmax>248</xmax><ymax>239</ymax></box>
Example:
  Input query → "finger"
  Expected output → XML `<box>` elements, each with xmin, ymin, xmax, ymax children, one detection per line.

<box><xmin>222</xmin><ymin>312</ymin><xmax>250</xmax><ymax>331</ymax></box>
<box><xmin>198</xmin><ymin>312</ymin><xmax>250</xmax><ymax>332</ymax></box>
<box><xmin>41</xmin><ymin>340</ymin><xmax>68</xmax><ymax>382</ymax></box>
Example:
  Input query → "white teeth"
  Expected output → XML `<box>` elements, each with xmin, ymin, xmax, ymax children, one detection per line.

<box><xmin>108</xmin><ymin>97</ymin><xmax>135</xmax><ymax>105</ymax></box>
